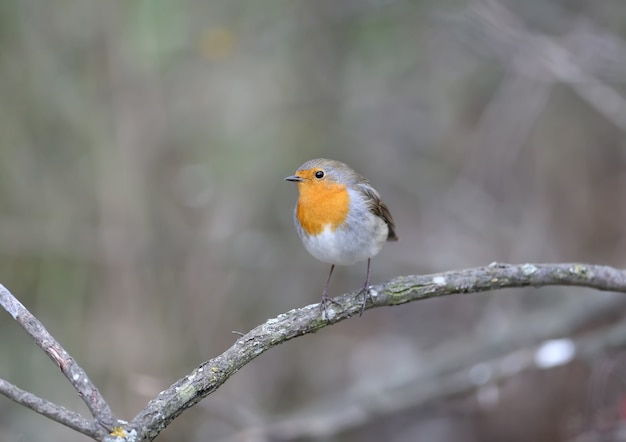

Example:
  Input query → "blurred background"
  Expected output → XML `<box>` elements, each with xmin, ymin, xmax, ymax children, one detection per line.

<box><xmin>2</xmin><ymin>0</ymin><xmax>626</xmax><ymax>440</ymax></box>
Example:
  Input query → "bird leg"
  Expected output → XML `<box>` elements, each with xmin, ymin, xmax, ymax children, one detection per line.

<box><xmin>320</xmin><ymin>264</ymin><xmax>342</xmax><ymax>317</ymax></box>
<box><xmin>359</xmin><ymin>258</ymin><xmax>373</xmax><ymax>316</ymax></box>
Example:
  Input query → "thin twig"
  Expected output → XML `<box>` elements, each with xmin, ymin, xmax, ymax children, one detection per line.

<box><xmin>0</xmin><ymin>378</ymin><xmax>101</xmax><ymax>438</ymax></box>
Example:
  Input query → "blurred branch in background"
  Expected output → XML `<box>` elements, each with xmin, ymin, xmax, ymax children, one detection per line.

<box><xmin>440</xmin><ymin>0</ymin><xmax>626</xmax><ymax>225</ymax></box>
<box><xmin>452</xmin><ymin>0</ymin><xmax>626</xmax><ymax>131</ymax></box>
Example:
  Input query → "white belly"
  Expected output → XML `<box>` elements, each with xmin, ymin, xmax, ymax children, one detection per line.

<box><xmin>299</xmin><ymin>216</ymin><xmax>388</xmax><ymax>265</ymax></box>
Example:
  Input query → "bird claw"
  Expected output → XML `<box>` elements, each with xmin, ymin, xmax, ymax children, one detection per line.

<box><xmin>319</xmin><ymin>294</ymin><xmax>343</xmax><ymax>320</ymax></box>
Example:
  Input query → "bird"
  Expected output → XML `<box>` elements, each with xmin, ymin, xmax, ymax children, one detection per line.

<box><xmin>285</xmin><ymin>158</ymin><xmax>397</xmax><ymax>316</ymax></box>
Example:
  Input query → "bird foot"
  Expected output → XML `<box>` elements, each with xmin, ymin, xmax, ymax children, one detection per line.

<box><xmin>319</xmin><ymin>293</ymin><xmax>343</xmax><ymax>320</ymax></box>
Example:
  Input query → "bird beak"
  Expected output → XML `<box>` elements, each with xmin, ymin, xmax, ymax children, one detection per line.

<box><xmin>285</xmin><ymin>175</ymin><xmax>303</xmax><ymax>182</ymax></box>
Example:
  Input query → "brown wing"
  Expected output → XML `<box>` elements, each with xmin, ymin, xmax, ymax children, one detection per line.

<box><xmin>358</xmin><ymin>184</ymin><xmax>398</xmax><ymax>241</ymax></box>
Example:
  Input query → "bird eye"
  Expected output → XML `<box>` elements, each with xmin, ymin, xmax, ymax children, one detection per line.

<box><xmin>315</xmin><ymin>170</ymin><xmax>324</xmax><ymax>179</ymax></box>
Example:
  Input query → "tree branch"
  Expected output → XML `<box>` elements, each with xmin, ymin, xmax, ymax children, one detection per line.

<box><xmin>121</xmin><ymin>263</ymin><xmax>626</xmax><ymax>441</ymax></box>
<box><xmin>0</xmin><ymin>283</ymin><xmax>115</xmax><ymax>437</ymax></box>
<box><xmin>0</xmin><ymin>378</ymin><xmax>101</xmax><ymax>438</ymax></box>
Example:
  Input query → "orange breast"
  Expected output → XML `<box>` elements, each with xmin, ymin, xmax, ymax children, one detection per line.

<box><xmin>296</xmin><ymin>181</ymin><xmax>350</xmax><ymax>235</ymax></box>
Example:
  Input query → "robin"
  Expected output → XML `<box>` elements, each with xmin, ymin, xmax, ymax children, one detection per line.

<box><xmin>285</xmin><ymin>158</ymin><xmax>397</xmax><ymax>316</ymax></box>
